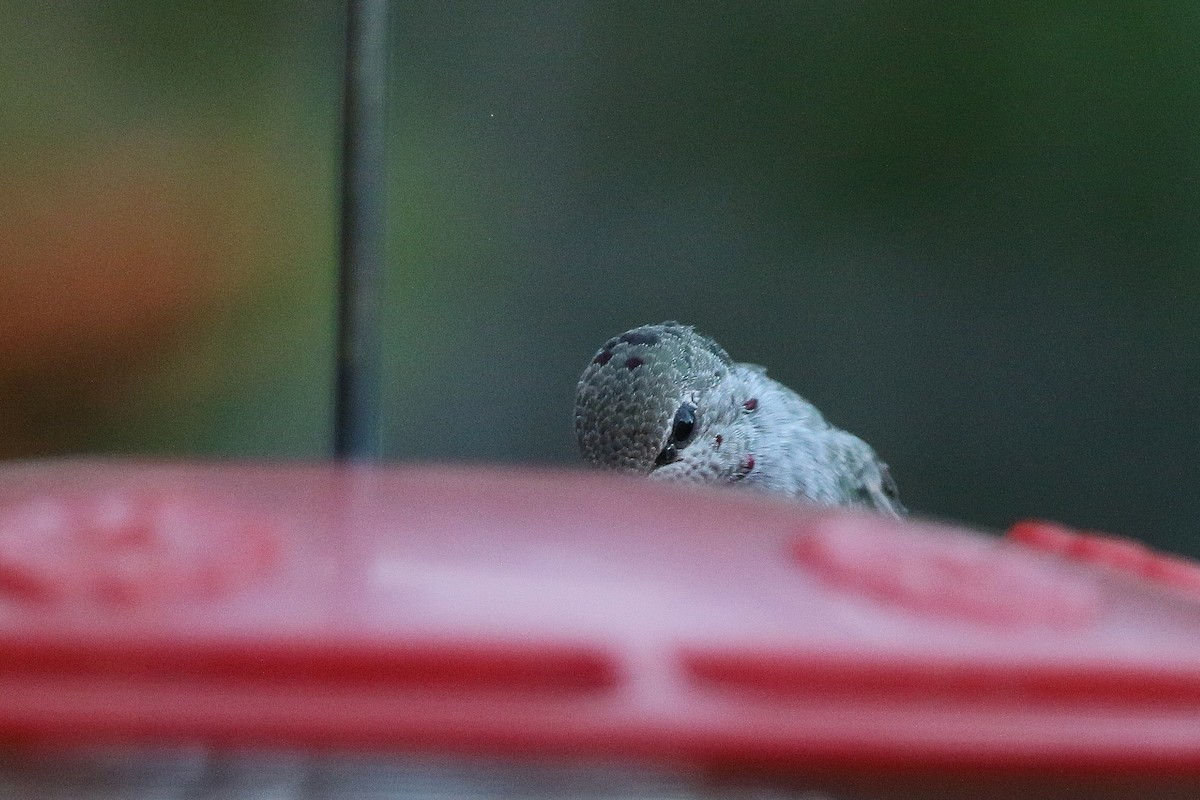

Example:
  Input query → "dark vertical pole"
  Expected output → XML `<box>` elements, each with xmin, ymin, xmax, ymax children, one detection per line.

<box><xmin>336</xmin><ymin>0</ymin><xmax>388</xmax><ymax>460</ymax></box>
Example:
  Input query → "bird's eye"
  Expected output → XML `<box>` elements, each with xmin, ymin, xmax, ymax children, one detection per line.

<box><xmin>654</xmin><ymin>402</ymin><xmax>697</xmax><ymax>469</ymax></box>
<box><xmin>671</xmin><ymin>403</ymin><xmax>696</xmax><ymax>446</ymax></box>
<box><xmin>653</xmin><ymin>443</ymin><xmax>677</xmax><ymax>468</ymax></box>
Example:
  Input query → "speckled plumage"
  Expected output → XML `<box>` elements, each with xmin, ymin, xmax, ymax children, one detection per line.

<box><xmin>574</xmin><ymin>321</ymin><xmax>905</xmax><ymax>516</ymax></box>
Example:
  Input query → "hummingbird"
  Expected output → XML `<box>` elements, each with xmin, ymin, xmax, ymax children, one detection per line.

<box><xmin>574</xmin><ymin>321</ymin><xmax>905</xmax><ymax>516</ymax></box>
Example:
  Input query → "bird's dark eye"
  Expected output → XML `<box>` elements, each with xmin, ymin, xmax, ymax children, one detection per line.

<box><xmin>653</xmin><ymin>402</ymin><xmax>697</xmax><ymax>469</ymax></box>
<box><xmin>671</xmin><ymin>403</ymin><xmax>696</xmax><ymax>445</ymax></box>
<box><xmin>653</xmin><ymin>443</ymin><xmax>677</xmax><ymax>468</ymax></box>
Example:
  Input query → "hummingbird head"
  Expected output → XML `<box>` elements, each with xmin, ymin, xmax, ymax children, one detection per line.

<box><xmin>574</xmin><ymin>322</ymin><xmax>734</xmax><ymax>475</ymax></box>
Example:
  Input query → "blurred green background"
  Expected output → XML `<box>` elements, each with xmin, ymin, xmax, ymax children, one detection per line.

<box><xmin>2</xmin><ymin>3</ymin><xmax>1196</xmax><ymax>552</ymax></box>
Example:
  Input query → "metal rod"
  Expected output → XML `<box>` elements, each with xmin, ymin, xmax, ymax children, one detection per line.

<box><xmin>335</xmin><ymin>0</ymin><xmax>388</xmax><ymax>460</ymax></box>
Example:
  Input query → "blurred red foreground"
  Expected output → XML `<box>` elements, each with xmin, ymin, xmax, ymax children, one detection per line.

<box><xmin>0</xmin><ymin>460</ymin><xmax>1198</xmax><ymax>780</ymax></box>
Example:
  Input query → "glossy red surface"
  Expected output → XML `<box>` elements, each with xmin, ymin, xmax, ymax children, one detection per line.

<box><xmin>0</xmin><ymin>461</ymin><xmax>1198</xmax><ymax>777</ymax></box>
<box><xmin>1009</xmin><ymin>520</ymin><xmax>1200</xmax><ymax>597</ymax></box>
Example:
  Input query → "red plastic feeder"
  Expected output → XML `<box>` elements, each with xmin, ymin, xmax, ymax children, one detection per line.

<box><xmin>0</xmin><ymin>460</ymin><xmax>1198</xmax><ymax>797</ymax></box>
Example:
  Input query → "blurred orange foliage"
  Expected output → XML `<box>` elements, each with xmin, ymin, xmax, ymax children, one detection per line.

<box><xmin>0</xmin><ymin>133</ymin><xmax>283</xmax><ymax>455</ymax></box>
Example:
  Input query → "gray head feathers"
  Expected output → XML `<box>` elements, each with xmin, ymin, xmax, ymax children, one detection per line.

<box><xmin>575</xmin><ymin>321</ymin><xmax>906</xmax><ymax>517</ymax></box>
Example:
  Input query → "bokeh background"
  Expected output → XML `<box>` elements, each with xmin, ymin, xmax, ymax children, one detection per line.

<box><xmin>2</xmin><ymin>3</ymin><xmax>1196</xmax><ymax>552</ymax></box>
